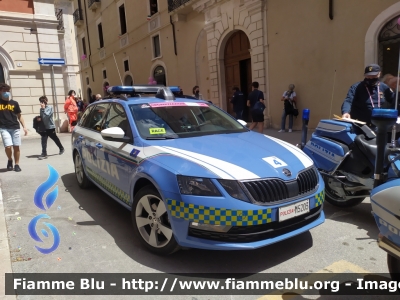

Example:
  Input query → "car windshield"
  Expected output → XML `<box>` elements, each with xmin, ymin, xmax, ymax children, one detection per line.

<box><xmin>129</xmin><ymin>102</ymin><xmax>247</xmax><ymax>139</ymax></box>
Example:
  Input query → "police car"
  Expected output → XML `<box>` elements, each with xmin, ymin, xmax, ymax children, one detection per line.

<box><xmin>72</xmin><ymin>85</ymin><xmax>325</xmax><ymax>255</ymax></box>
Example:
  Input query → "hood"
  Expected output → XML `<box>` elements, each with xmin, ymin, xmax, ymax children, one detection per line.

<box><xmin>143</xmin><ymin>132</ymin><xmax>313</xmax><ymax>180</ymax></box>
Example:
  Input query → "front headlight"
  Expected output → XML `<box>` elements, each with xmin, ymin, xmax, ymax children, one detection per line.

<box><xmin>177</xmin><ymin>176</ymin><xmax>222</xmax><ymax>196</ymax></box>
<box><xmin>218</xmin><ymin>180</ymin><xmax>249</xmax><ymax>202</ymax></box>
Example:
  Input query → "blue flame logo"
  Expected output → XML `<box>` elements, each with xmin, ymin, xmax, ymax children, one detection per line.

<box><xmin>28</xmin><ymin>165</ymin><xmax>60</xmax><ymax>254</ymax></box>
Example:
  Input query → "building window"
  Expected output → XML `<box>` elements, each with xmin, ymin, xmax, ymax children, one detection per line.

<box><xmin>119</xmin><ymin>4</ymin><xmax>127</xmax><ymax>35</ymax></box>
<box><xmin>98</xmin><ymin>22</ymin><xmax>104</xmax><ymax>48</ymax></box>
<box><xmin>153</xmin><ymin>35</ymin><xmax>160</xmax><ymax>58</ymax></box>
<box><xmin>153</xmin><ymin>66</ymin><xmax>166</xmax><ymax>86</ymax></box>
<box><xmin>0</xmin><ymin>63</ymin><xmax>4</xmax><ymax>84</ymax></box>
<box><xmin>82</xmin><ymin>37</ymin><xmax>87</xmax><ymax>55</ymax></box>
<box><xmin>103</xmin><ymin>69</ymin><xmax>107</xmax><ymax>79</ymax></box>
<box><xmin>124</xmin><ymin>75</ymin><xmax>133</xmax><ymax>86</ymax></box>
<box><xmin>150</xmin><ymin>0</ymin><xmax>158</xmax><ymax>16</ymax></box>
<box><xmin>379</xmin><ymin>15</ymin><xmax>400</xmax><ymax>76</ymax></box>
<box><xmin>124</xmin><ymin>60</ymin><xmax>129</xmax><ymax>72</ymax></box>
<box><xmin>86</xmin><ymin>77</ymin><xmax>89</xmax><ymax>85</ymax></box>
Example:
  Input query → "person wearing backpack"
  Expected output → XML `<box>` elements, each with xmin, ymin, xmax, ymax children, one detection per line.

<box><xmin>38</xmin><ymin>96</ymin><xmax>64</xmax><ymax>159</ymax></box>
<box><xmin>279</xmin><ymin>84</ymin><xmax>297</xmax><ymax>133</ymax></box>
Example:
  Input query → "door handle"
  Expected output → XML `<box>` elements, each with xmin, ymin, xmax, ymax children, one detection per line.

<box><xmin>95</xmin><ymin>143</ymin><xmax>103</xmax><ymax>149</ymax></box>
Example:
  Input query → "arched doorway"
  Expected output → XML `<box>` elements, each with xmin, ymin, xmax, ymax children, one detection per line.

<box><xmin>378</xmin><ymin>15</ymin><xmax>400</xmax><ymax>76</ymax></box>
<box><xmin>224</xmin><ymin>31</ymin><xmax>251</xmax><ymax>120</ymax></box>
<box><xmin>0</xmin><ymin>63</ymin><xmax>4</xmax><ymax>84</ymax></box>
<box><xmin>87</xmin><ymin>87</ymin><xmax>93</xmax><ymax>103</ymax></box>
<box><xmin>153</xmin><ymin>66</ymin><xmax>166</xmax><ymax>86</ymax></box>
<box><xmin>124</xmin><ymin>74</ymin><xmax>133</xmax><ymax>86</ymax></box>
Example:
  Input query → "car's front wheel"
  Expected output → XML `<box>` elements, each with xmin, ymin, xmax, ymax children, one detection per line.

<box><xmin>74</xmin><ymin>151</ymin><xmax>92</xmax><ymax>189</ymax></box>
<box><xmin>131</xmin><ymin>186</ymin><xmax>179</xmax><ymax>255</ymax></box>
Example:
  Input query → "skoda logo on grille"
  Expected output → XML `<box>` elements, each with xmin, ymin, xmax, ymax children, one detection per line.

<box><xmin>282</xmin><ymin>168</ymin><xmax>292</xmax><ymax>177</ymax></box>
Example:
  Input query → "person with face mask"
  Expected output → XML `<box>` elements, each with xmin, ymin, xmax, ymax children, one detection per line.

<box><xmin>341</xmin><ymin>64</ymin><xmax>397</xmax><ymax>127</ymax></box>
<box><xmin>64</xmin><ymin>90</ymin><xmax>78</xmax><ymax>132</ymax></box>
<box><xmin>192</xmin><ymin>86</ymin><xmax>203</xmax><ymax>100</ymax></box>
<box><xmin>0</xmin><ymin>83</ymin><xmax>28</xmax><ymax>172</ymax></box>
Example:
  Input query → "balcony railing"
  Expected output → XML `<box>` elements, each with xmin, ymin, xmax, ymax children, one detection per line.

<box><xmin>73</xmin><ymin>9</ymin><xmax>84</xmax><ymax>25</ymax></box>
<box><xmin>55</xmin><ymin>9</ymin><xmax>64</xmax><ymax>31</ymax></box>
<box><xmin>168</xmin><ymin>0</ymin><xmax>192</xmax><ymax>13</ymax></box>
<box><xmin>88</xmin><ymin>0</ymin><xmax>101</xmax><ymax>10</ymax></box>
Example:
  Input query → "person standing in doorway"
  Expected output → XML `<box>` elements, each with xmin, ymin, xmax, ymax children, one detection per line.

<box><xmin>38</xmin><ymin>96</ymin><xmax>65</xmax><ymax>159</ymax></box>
<box><xmin>192</xmin><ymin>86</ymin><xmax>203</xmax><ymax>100</ymax></box>
<box><xmin>246</xmin><ymin>82</ymin><xmax>265</xmax><ymax>133</ymax></box>
<box><xmin>64</xmin><ymin>90</ymin><xmax>78</xmax><ymax>132</ymax></box>
<box><xmin>230</xmin><ymin>87</ymin><xmax>245</xmax><ymax>119</ymax></box>
<box><xmin>279</xmin><ymin>84</ymin><xmax>297</xmax><ymax>133</ymax></box>
<box><xmin>0</xmin><ymin>83</ymin><xmax>28</xmax><ymax>172</ymax></box>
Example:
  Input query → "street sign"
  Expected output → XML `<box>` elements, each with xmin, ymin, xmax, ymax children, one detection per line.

<box><xmin>38</xmin><ymin>58</ymin><xmax>65</xmax><ymax>65</ymax></box>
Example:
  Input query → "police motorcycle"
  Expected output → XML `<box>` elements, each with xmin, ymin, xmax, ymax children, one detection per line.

<box><xmin>300</xmin><ymin>111</ymin><xmax>400</xmax><ymax>207</ymax></box>
<box><xmin>369</xmin><ymin>108</ymin><xmax>400</xmax><ymax>281</ymax></box>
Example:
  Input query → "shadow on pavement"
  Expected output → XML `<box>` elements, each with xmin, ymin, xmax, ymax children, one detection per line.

<box><xmin>61</xmin><ymin>173</ymin><xmax>314</xmax><ymax>275</ymax></box>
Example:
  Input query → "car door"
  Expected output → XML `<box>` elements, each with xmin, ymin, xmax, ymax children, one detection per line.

<box><xmin>79</xmin><ymin>103</ymin><xmax>111</xmax><ymax>187</ymax></box>
<box><xmin>100</xmin><ymin>103</ymin><xmax>136</xmax><ymax>206</ymax></box>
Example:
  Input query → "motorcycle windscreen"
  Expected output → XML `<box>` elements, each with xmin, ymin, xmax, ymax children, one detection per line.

<box><xmin>303</xmin><ymin>135</ymin><xmax>348</xmax><ymax>172</ymax></box>
<box><xmin>371</xmin><ymin>178</ymin><xmax>400</xmax><ymax>246</ymax></box>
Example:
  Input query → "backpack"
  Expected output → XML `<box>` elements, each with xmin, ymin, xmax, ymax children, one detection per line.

<box><xmin>33</xmin><ymin>116</ymin><xmax>46</xmax><ymax>133</ymax></box>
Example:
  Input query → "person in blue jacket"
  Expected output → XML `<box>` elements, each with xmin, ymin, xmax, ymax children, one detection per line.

<box><xmin>341</xmin><ymin>64</ymin><xmax>397</xmax><ymax>127</ymax></box>
<box><xmin>38</xmin><ymin>96</ymin><xmax>64</xmax><ymax>159</ymax></box>
<box><xmin>230</xmin><ymin>87</ymin><xmax>245</xmax><ymax>119</ymax></box>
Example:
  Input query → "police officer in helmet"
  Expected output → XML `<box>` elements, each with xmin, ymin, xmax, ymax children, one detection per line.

<box><xmin>341</xmin><ymin>64</ymin><xmax>397</xmax><ymax>127</ymax></box>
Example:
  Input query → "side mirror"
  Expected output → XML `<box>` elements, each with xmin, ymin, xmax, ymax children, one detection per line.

<box><xmin>237</xmin><ymin>119</ymin><xmax>247</xmax><ymax>126</ymax></box>
<box><xmin>101</xmin><ymin>127</ymin><xmax>131</xmax><ymax>143</ymax></box>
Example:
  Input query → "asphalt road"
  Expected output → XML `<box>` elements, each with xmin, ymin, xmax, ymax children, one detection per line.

<box><xmin>0</xmin><ymin>132</ymin><xmax>397</xmax><ymax>300</ymax></box>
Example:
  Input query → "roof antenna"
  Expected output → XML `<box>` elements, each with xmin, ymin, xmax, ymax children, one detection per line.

<box><xmin>113</xmin><ymin>53</ymin><xmax>123</xmax><ymax>85</ymax></box>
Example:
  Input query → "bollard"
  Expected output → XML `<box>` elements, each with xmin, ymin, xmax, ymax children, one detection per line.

<box><xmin>300</xmin><ymin>109</ymin><xmax>310</xmax><ymax>150</ymax></box>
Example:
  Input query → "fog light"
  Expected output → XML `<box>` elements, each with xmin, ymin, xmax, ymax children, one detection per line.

<box><xmin>190</xmin><ymin>222</ymin><xmax>231</xmax><ymax>233</ymax></box>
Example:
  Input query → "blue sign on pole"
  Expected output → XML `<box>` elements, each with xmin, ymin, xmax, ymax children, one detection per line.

<box><xmin>38</xmin><ymin>58</ymin><xmax>65</xmax><ymax>65</ymax></box>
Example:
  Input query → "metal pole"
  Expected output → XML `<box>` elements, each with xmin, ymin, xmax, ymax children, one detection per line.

<box><xmin>113</xmin><ymin>53</ymin><xmax>123</xmax><ymax>85</ymax></box>
<box><xmin>51</xmin><ymin>65</ymin><xmax>61</xmax><ymax>133</ymax></box>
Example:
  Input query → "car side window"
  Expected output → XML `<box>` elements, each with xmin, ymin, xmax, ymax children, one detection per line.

<box><xmin>79</xmin><ymin>106</ymin><xmax>93</xmax><ymax>128</ymax></box>
<box><xmin>86</xmin><ymin>104</ymin><xmax>110</xmax><ymax>132</ymax></box>
<box><xmin>103</xmin><ymin>103</ymin><xmax>133</xmax><ymax>141</ymax></box>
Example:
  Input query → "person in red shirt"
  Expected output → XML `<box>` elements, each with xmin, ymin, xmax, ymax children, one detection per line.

<box><xmin>64</xmin><ymin>90</ymin><xmax>78</xmax><ymax>132</ymax></box>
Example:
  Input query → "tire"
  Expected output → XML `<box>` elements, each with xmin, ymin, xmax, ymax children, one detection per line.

<box><xmin>322</xmin><ymin>174</ymin><xmax>366</xmax><ymax>207</ymax></box>
<box><xmin>131</xmin><ymin>185</ymin><xmax>180</xmax><ymax>255</ymax></box>
<box><xmin>388</xmin><ymin>253</ymin><xmax>400</xmax><ymax>283</ymax></box>
<box><xmin>74</xmin><ymin>151</ymin><xmax>92</xmax><ymax>189</ymax></box>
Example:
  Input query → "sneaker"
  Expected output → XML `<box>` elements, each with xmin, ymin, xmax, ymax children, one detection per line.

<box><xmin>289</xmin><ymin>129</ymin><xmax>293</xmax><ymax>133</ymax></box>
<box><xmin>14</xmin><ymin>165</ymin><xmax>21</xmax><ymax>172</ymax></box>
<box><xmin>278</xmin><ymin>130</ymin><xmax>285</xmax><ymax>133</ymax></box>
<box><xmin>38</xmin><ymin>153</ymin><xmax>48</xmax><ymax>160</ymax></box>
<box><xmin>59</xmin><ymin>149</ymin><xmax>65</xmax><ymax>155</ymax></box>
<box><xmin>7</xmin><ymin>160</ymin><xmax>13</xmax><ymax>171</ymax></box>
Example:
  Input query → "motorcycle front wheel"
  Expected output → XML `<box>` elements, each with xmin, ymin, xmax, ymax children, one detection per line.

<box><xmin>322</xmin><ymin>174</ymin><xmax>366</xmax><ymax>207</ymax></box>
<box><xmin>388</xmin><ymin>253</ymin><xmax>400</xmax><ymax>282</ymax></box>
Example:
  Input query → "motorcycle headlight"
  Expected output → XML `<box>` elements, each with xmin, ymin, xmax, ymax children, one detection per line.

<box><xmin>218</xmin><ymin>180</ymin><xmax>249</xmax><ymax>202</ymax></box>
<box><xmin>177</xmin><ymin>176</ymin><xmax>221</xmax><ymax>196</ymax></box>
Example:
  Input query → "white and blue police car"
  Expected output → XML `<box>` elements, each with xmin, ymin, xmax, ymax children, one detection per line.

<box><xmin>72</xmin><ymin>85</ymin><xmax>325</xmax><ymax>255</ymax></box>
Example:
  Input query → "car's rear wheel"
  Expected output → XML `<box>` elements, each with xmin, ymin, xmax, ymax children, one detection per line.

<box><xmin>74</xmin><ymin>151</ymin><xmax>92</xmax><ymax>189</ymax></box>
<box><xmin>131</xmin><ymin>186</ymin><xmax>179</xmax><ymax>255</ymax></box>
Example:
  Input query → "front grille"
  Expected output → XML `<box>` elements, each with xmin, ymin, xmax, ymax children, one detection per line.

<box><xmin>241</xmin><ymin>167</ymin><xmax>318</xmax><ymax>204</ymax></box>
<box><xmin>188</xmin><ymin>206</ymin><xmax>322</xmax><ymax>243</ymax></box>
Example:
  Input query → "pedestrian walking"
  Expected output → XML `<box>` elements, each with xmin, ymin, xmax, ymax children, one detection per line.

<box><xmin>37</xmin><ymin>96</ymin><xmax>65</xmax><ymax>159</ymax></box>
<box><xmin>230</xmin><ymin>87</ymin><xmax>245</xmax><ymax>119</ymax></box>
<box><xmin>279</xmin><ymin>84</ymin><xmax>297</xmax><ymax>133</ymax></box>
<box><xmin>0</xmin><ymin>83</ymin><xmax>28</xmax><ymax>172</ymax></box>
<box><xmin>64</xmin><ymin>90</ymin><xmax>78</xmax><ymax>132</ymax></box>
<box><xmin>246</xmin><ymin>82</ymin><xmax>265</xmax><ymax>133</ymax></box>
<box><xmin>192</xmin><ymin>86</ymin><xmax>203</xmax><ymax>100</ymax></box>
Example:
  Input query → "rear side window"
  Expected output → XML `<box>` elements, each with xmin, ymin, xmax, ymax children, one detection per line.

<box><xmin>85</xmin><ymin>104</ymin><xmax>110</xmax><ymax>132</ymax></box>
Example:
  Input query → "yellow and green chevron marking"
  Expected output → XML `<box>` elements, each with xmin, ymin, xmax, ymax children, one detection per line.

<box><xmin>167</xmin><ymin>199</ymin><xmax>272</xmax><ymax>226</ymax></box>
<box><xmin>86</xmin><ymin>167</ymin><xmax>130</xmax><ymax>205</ymax></box>
<box><xmin>315</xmin><ymin>189</ymin><xmax>325</xmax><ymax>207</ymax></box>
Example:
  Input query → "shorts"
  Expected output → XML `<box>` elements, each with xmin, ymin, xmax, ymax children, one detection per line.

<box><xmin>251</xmin><ymin>110</ymin><xmax>264</xmax><ymax>123</ymax></box>
<box><xmin>0</xmin><ymin>128</ymin><xmax>21</xmax><ymax>147</ymax></box>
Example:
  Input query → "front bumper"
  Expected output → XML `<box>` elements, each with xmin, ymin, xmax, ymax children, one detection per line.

<box><xmin>163</xmin><ymin>184</ymin><xmax>325</xmax><ymax>250</ymax></box>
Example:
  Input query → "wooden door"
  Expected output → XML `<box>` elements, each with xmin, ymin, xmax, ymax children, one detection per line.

<box><xmin>224</xmin><ymin>31</ymin><xmax>251</xmax><ymax>116</ymax></box>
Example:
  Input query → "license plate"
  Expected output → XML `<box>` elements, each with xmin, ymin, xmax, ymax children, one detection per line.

<box><xmin>279</xmin><ymin>199</ymin><xmax>310</xmax><ymax>222</ymax></box>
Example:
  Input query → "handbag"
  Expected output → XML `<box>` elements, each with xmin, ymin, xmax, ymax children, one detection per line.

<box><xmin>292</xmin><ymin>101</ymin><xmax>299</xmax><ymax>117</ymax></box>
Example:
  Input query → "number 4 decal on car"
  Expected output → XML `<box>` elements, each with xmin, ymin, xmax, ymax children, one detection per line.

<box><xmin>262</xmin><ymin>156</ymin><xmax>288</xmax><ymax>168</ymax></box>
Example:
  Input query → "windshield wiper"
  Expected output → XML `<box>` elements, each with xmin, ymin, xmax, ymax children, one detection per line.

<box><xmin>145</xmin><ymin>135</ymin><xmax>178</xmax><ymax>140</ymax></box>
